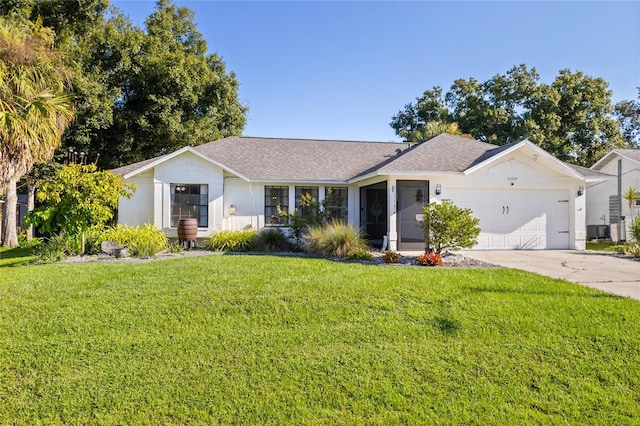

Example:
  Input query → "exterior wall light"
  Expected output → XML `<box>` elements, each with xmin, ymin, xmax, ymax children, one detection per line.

<box><xmin>577</xmin><ymin>186</ymin><xmax>584</xmax><ymax>197</ymax></box>
<box><xmin>228</xmin><ymin>204</ymin><xmax>236</xmax><ymax>216</ymax></box>
<box><xmin>435</xmin><ymin>184</ymin><xmax>442</xmax><ymax>195</ymax></box>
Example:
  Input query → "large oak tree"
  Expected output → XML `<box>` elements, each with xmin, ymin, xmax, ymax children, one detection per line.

<box><xmin>391</xmin><ymin>64</ymin><xmax>629</xmax><ymax>166</ymax></box>
<box><xmin>2</xmin><ymin>0</ymin><xmax>248</xmax><ymax>169</ymax></box>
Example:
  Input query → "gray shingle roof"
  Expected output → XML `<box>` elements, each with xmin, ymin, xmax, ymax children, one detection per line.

<box><xmin>566</xmin><ymin>163</ymin><xmax>612</xmax><ymax>178</ymax></box>
<box><xmin>112</xmin><ymin>133</ymin><xmax>598</xmax><ymax>181</ymax></box>
<box><xmin>194</xmin><ymin>136</ymin><xmax>410</xmax><ymax>181</ymax></box>
<box><xmin>614</xmin><ymin>149</ymin><xmax>640</xmax><ymax>163</ymax></box>
<box><xmin>111</xmin><ymin>154</ymin><xmax>169</xmax><ymax>176</ymax></box>
<box><xmin>377</xmin><ymin>133</ymin><xmax>501</xmax><ymax>173</ymax></box>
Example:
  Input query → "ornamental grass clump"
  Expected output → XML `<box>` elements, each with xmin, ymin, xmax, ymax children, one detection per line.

<box><xmin>206</xmin><ymin>230</ymin><xmax>257</xmax><ymax>252</ymax></box>
<box><xmin>253</xmin><ymin>228</ymin><xmax>291</xmax><ymax>252</ymax></box>
<box><xmin>303</xmin><ymin>221</ymin><xmax>369</xmax><ymax>258</ymax></box>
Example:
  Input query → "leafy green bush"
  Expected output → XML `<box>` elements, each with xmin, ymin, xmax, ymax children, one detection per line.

<box><xmin>100</xmin><ymin>224</ymin><xmax>168</xmax><ymax>258</ymax></box>
<box><xmin>25</xmin><ymin>163</ymin><xmax>134</xmax><ymax>236</ymax></box>
<box><xmin>420</xmin><ymin>201</ymin><xmax>481</xmax><ymax>253</ymax></box>
<box><xmin>206</xmin><ymin>230</ymin><xmax>257</xmax><ymax>252</ymax></box>
<box><xmin>382</xmin><ymin>251</ymin><xmax>401</xmax><ymax>264</ymax></box>
<box><xmin>303</xmin><ymin>221</ymin><xmax>369</xmax><ymax>258</ymax></box>
<box><xmin>84</xmin><ymin>227</ymin><xmax>106</xmax><ymax>255</ymax></box>
<box><xmin>624</xmin><ymin>243</ymin><xmax>640</xmax><ymax>258</ymax></box>
<box><xmin>168</xmin><ymin>241</ymin><xmax>184</xmax><ymax>253</ymax></box>
<box><xmin>254</xmin><ymin>228</ymin><xmax>291</xmax><ymax>252</ymax></box>
<box><xmin>347</xmin><ymin>247</ymin><xmax>373</xmax><ymax>261</ymax></box>
<box><xmin>17</xmin><ymin>234</ymin><xmax>42</xmax><ymax>249</ymax></box>
<box><xmin>628</xmin><ymin>215</ymin><xmax>640</xmax><ymax>243</ymax></box>
<box><xmin>34</xmin><ymin>233</ymin><xmax>82</xmax><ymax>262</ymax></box>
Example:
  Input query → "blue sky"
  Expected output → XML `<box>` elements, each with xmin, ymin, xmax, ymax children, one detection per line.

<box><xmin>112</xmin><ymin>1</ymin><xmax>640</xmax><ymax>142</ymax></box>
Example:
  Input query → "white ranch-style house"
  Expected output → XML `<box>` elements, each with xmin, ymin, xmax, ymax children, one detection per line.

<box><xmin>112</xmin><ymin>133</ymin><xmax>608</xmax><ymax>251</ymax></box>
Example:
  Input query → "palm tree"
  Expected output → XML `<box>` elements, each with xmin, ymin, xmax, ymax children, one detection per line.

<box><xmin>623</xmin><ymin>187</ymin><xmax>640</xmax><ymax>219</ymax></box>
<box><xmin>406</xmin><ymin>121</ymin><xmax>464</xmax><ymax>142</ymax></box>
<box><xmin>0</xmin><ymin>17</ymin><xmax>74</xmax><ymax>247</ymax></box>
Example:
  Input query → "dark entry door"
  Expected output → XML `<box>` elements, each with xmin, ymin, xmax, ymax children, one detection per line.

<box><xmin>397</xmin><ymin>180</ymin><xmax>429</xmax><ymax>250</ymax></box>
<box><xmin>360</xmin><ymin>182</ymin><xmax>387</xmax><ymax>247</ymax></box>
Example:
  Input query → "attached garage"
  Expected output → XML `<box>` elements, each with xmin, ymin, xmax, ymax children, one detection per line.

<box><xmin>446</xmin><ymin>188</ymin><xmax>571</xmax><ymax>249</ymax></box>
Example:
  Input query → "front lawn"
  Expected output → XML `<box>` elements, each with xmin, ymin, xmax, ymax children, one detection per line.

<box><xmin>1</xmin><ymin>255</ymin><xmax>638</xmax><ymax>424</ymax></box>
<box><xmin>0</xmin><ymin>246</ymin><xmax>36</xmax><ymax>267</ymax></box>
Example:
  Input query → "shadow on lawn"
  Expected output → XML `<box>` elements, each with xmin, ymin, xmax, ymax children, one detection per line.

<box><xmin>0</xmin><ymin>247</ymin><xmax>36</xmax><ymax>267</ymax></box>
<box><xmin>464</xmin><ymin>285</ymin><xmax>623</xmax><ymax>300</ymax></box>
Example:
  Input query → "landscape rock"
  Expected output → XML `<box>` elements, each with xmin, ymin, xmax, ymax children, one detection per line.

<box><xmin>101</xmin><ymin>241</ymin><xmax>122</xmax><ymax>255</ymax></box>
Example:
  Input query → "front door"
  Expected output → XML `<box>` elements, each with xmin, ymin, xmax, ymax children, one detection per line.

<box><xmin>360</xmin><ymin>182</ymin><xmax>387</xmax><ymax>248</ymax></box>
<box><xmin>397</xmin><ymin>180</ymin><xmax>429</xmax><ymax>251</ymax></box>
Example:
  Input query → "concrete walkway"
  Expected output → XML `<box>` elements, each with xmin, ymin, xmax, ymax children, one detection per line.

<box><xmin>460</xmin><ymin>250</ymin><xmax>640</xmax><ymax>300</ymax></box>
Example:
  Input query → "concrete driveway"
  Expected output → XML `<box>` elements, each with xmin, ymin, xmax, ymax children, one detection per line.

<box><xmin>461</xmin><ymin>250</ymin><xmax>640</xmax><ymax>300</ymax></box>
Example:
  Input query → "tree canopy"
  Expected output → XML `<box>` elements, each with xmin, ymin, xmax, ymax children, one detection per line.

<box><xmin>390</xmin><ymin>64</ymin><xmax>630</xmax><ymax>166</ymax></box>
<box><xmin>615</xmin><ymin>89</ymin><xmax>640</xmax><ymax>149</ymax></box>
<box><xmin>2</xmin><ymin>0</ymin><xmax>248</xmax><ymax>169</ymax></box>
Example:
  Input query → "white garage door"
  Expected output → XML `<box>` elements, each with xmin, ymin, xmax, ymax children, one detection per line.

<box><xmin>445</xmin><ymin>188</ymin><xmax>570</xmax><ymax>249</ymax></box>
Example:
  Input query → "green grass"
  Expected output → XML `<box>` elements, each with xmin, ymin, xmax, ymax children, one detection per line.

<box><xmin>1</xmin><ymin>255</ymin><xmax>639</xmax><ymax>424</ymax></box>
<box><xmin>0</xmin><ymin>246</ymin><xmax>36</xmax><ymax>267</ymax></box>
<box><xmin>586</xmin><ymin>240</ymin><xmax>629</xmax><ymax>252</ymax></box>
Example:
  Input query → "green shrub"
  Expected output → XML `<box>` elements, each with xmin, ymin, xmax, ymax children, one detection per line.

<box><xmin>347</xmin><ymin>247</ymin><xmax>374</xmax><ymax>261</ymax></box>
<box><xmin>421</xmin><ymin>201</ymin><xmax>481</xmax><ymax>253</ymax></box>
<box><xmin>101</xmin><ymin>224</ymin><xmax>168</xmax><ymax>258</ymax></box>
<box><xmin>628</xmin><ymin>215</ymin><xmax>640</xmax><ymax>243</ymax></box>
<box><xmin>83</xmin><ymin>227</ymin><xmax>106</xmax><ymax>255</ymax></box>
<box><xmin>254</xmin><ymin>228</ymin><xmax>291</xmax><ymax>252</ymax></box>
<box><xmin>168</xmin><ymin>241</ymin><xmax>184</xmax><ymax>253</ymax></box>
<box><xmin>17</xmin><ymin>234</ymin><xmax>42</xmax><ymax>249</ymax></box>
<box><xmin>24</xmin><ymin>163</ymin><xmax>134</xmax><ymax>236</ymax></box>
<box><xmin>206</xmin><ymin>230</ymin><xmax>257</xmax><ymax>252</ymax></box>
<box><xmin>34</xmin><ymin>233</ymin><xmax>82</xmax><ymax>263</ymax></box>
<box><xmin>382</xmin><ymin>251</ymin><xmax>401</xmax><ymax>264</ymax></box>
<box><xmin>303</xmin><ymin>221</ymin><xmax>369</xmax><ymax>258</ymax></box>
<box><xmin>624</xmin><ymin>243</ymin><xmax>640</xmax><ymax>258</ymax></box>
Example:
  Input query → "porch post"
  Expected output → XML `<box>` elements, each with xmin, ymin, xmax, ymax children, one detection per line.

<box><xmin>387</xmin><ymin>178</ymin><xmax>397</xmax><ymax>251</ymax></box>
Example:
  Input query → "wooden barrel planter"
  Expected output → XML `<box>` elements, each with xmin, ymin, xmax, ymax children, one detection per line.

<box><xmin>177</xmin><ymin>218</ymin><xmax>198</xmax><ymax>248</ymax></box>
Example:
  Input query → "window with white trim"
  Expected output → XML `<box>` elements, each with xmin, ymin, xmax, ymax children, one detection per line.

<box><xmin>324</xmin><ymin>187</ymin><xmax>348</xmax><ymax>219</ymax></box>
<box><xmin>295</xmin><ymin>186</ymin><xmax>319</xmax><ymax>218</ymax></box>
<box><xmin>170</xmin><ymin>184</ymin><xmax>208</xmax><ymax>227</ymax></box>
<box><xmin>265</xmin><ymin>186</ymin><xmax>289</xmax><ymax>225</ymax></box>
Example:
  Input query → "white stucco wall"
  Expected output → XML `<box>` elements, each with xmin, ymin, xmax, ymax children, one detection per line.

<box><xmin>119</xmin><ymin>152</ymin><xmax>224</xmax><ymax>238</ymax></box>
<box><xmin>382</xmin><ymin>150</ymin><xmax>586</xmax><ymax>250</ymax></box>
<box><xmin>221</xmin><ymin>176</ymin><xmax>264</xmax><ymax>230</ymax></box>
<box><xmin>118</xmin><ymin>171</ymin><xmax>154</xmax><ymax>226</ymax></box>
